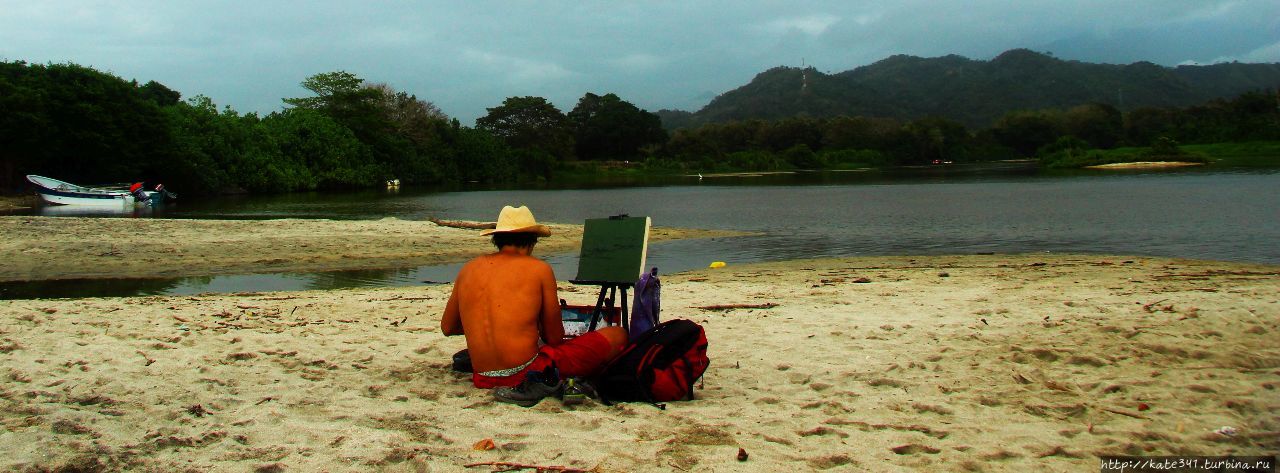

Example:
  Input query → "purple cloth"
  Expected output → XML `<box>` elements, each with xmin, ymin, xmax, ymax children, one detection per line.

<box><xmin>629</xmin><ymin>268</ymin><xmax>660</xmax><ymax>339</ymax></box>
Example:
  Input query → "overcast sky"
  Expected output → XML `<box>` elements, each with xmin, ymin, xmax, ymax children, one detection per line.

<box><xmin>3</xmin><ymin>1</ymin><xmax>1277</xmax><ymax>124</ymax></box>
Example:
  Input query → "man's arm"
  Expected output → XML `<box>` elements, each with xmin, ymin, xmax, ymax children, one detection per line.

<box><xmin>441</xmin><ymin>285</ymin><xmax>464</xmax><ymax>336</ymax></box>
<box><xmin>537</xmin><ymin>264</ymin><xmax>564</xmax><ymax>345</ymax></box>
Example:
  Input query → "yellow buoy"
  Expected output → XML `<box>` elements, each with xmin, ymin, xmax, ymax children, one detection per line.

<box><xmin>709</xmin><ymin>261</ymin><xmax>726</xmax><ymax>268</ymax></box>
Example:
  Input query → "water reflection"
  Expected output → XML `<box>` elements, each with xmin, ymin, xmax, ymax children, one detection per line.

<box><xmin>0</xmin><ymin>277</ymin><xmax>183</xmax><ymax>299</ymax></box>
<box><xmin>34</xmin><ymin>203</ymin><xmax>161</xmax><ymax>218</ymax></box>
<box><xmin>0</xmin><ymin>241</ymin><xmax>720</xmax><ymax>300</ymax></box>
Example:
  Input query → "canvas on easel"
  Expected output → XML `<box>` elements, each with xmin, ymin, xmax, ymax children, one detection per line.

<box><xmin>573</xmin><ymin>215</ymin><xmax>651</xmax><ymax>284</ymax></box>
<box><xmin>570</xmin><ymin>215</ymin><xmax>651</xmax><ymax>331</ymax></box>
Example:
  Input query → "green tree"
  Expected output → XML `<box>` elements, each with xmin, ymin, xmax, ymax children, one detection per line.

<box><xmin>162</xmin><ymin>96</ymin><xmax>250</xmax><ymax>194</ymax></box>
<box><xmin>139</xmin><ymin>80</ymin><xmax>181</xmax><ymax>107</ymax></box>
<box><xmin>755</xmin><ymin>117</ymin><xmax>822</xmax><ymax>152</ymax></box>
<box><xmin>283</xmin><ymin>71</ymin><xmax>390</xmax><ymax>147</ymax></box>
<box><xmin>991</xmin><ymin>110</ymin><xmax>1062</xmax><ymax>157</ymax></box>
<box><xmin>665</xmin><ymin>128</ymin><xmax>721</xmax><ymax>162</ymax></box>
<box><xmin>1144</xmin><ymin>136</ymin><xmax>1187</xmax><ymax>158</ymax></box>
<box><xmin>0</xmin><ymin>61</ymin><xmax>172</xmax><ymax>187</ymax></box>
<box><xmin>283</xmin><ymin>71</ymin><xmax>370</xmax><ymax>112</ymax></box>
<box><xmin>1036</xmin><ymin>135</ymin><xmax>1094</xmax><ymax>168</ymax></box>
<box><xmin>821</xmin><ymin>116</ymin><xmax>903</xmax><ymax>151</ymax></box>
<box><xmin>362</xmin><ymin>82</ymin><xmax>452</xmax><ymax>184</ymax></box>
<box><xmin>707</xmin><ymin>120</ymin><xmax>765</xmax><ymax>154</ymax></box>
<box><xmin>285</xmin><ymin>72</ymin><xmax>438</xmax><ymax>184</ymax></box>
<box><xmin>448</xmin><ymin>127</ymin><xmax>516</xmax><ymax>182</ymax></box>
<box><xmin>782</xmin><ymin>144</ymin><xmax>824</xmax><ymax>168</ymax></box>
<box><xmin>903</xmin><ymin>117</ymin><xmax>971</xmax><ymax>163</ymax></box>
<box><xmin>0</xmin><ymin>61</ymin><xmax>48</xmax><ymax>190</ymax></box>
<box><xmin>476</xmin><ymin>96</ymin><xmax>574</xmax><ymax>161</ymax></box>
<box><xmin>1062</xmin><ymin>103</ymin><xmax>1122</xmax><ymax>149</ymax></box>
<box><xmin>567</xmin><ymin>92</ymin><xmax>666</xmax><ymax>160</ymax></box>
<box><xmin>366</xmin><ymin>82</ymin><xmax>448</xmax><ymax>147</ymax></box>
<box><xmin>261</xmin><ymin>108</ymin><xmax>379</xmax><ymax>189</ymax></box>
<box><xmin>1124</xmin><ymin>107</ymin><xmax>1178</xmax><ymax>146</ymax></box>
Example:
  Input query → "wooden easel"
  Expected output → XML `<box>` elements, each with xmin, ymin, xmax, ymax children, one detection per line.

<box><xmin>569</xmin><ymin>214</ymin><xmax>650</xmax><ymax>333</ymax></box>
<box><xmin>570</xmin><ymin>280</ymin><xmax>630</xmax><ymax>333</ymax></box>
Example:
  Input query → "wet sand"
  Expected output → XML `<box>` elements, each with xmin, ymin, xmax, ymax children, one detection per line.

<box><xmin>0</xmin><ymin>217</ymin><xmax>1277</xmax><ymax>471</ymax></box>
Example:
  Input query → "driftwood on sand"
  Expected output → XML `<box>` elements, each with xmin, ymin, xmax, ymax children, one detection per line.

<box><xmin>464</xmin><ymin>461</ymin><xmax>592</xmax><ymax>472</ymax></box>
<box><xmin>429</xmin><ymin>218</ymin><xmax>497</xmax><ymax>230</ymax></box>
<box><xmin>695</xmin><ymin>303</ymin><xmax>779</xmax><ymax>311</ymax></box>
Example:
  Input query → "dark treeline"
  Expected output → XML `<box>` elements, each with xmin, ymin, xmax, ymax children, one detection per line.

<box><xmin>0</xmin><ymin>62</ymin><xmax>667</xmax><ymax>195</ymax></box>
<box><xmin>660</xmin><ymin>91</ymin><xmax>1280</xmax><ymax>172</ymax></box>
<box><xmin>2</xmin><ymin>60</ymin><xmax>1277</xmax><ymax>196</ymax></box>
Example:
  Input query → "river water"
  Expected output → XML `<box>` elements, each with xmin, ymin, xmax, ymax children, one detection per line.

<box><xmin>3</xmin><ymin>165</ymin><xmax>1278</xmax><ymax>298</ymax></box>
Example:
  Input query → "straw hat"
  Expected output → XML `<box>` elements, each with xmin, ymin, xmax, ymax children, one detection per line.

<box><xmin>480</xmin><ymin>205</ymin><xmax>552</xmax><ymax>237</ymax></box>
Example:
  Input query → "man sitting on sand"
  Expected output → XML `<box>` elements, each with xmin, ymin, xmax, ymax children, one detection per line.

<box><xmin>441</xmin><ymin>205</ymin><xmax>628</xmax><ymax>406</ymax></box>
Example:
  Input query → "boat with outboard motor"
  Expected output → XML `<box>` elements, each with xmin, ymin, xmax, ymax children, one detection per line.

<box><xmin>26</xmin><ymin>175</ymin><xmax>174</xmax><ymax>206</ymax></box>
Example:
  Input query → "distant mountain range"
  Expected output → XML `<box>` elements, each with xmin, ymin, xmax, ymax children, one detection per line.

<box><xmin>656</xmin><ymin>49</ymin><xmax>1280</xmax><ymax>130</ymax></box>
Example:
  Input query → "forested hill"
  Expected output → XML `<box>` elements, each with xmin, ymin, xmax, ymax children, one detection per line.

<box><xmin>657</xmin><ymin>49</ymin><xmax>1280</xmax><ymax>130</ymax></box>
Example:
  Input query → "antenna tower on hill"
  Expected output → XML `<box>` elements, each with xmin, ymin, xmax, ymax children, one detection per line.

<box><xmin>801</xmin><ymin>57</ymin><xmax>809</xmax><ymax>92</ymax></box>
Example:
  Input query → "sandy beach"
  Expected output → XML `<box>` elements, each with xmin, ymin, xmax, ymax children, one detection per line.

<box><xmin>1</xmin><ymin>218</ymin><xmax>1277</xmax><ymax>472</ymax></box>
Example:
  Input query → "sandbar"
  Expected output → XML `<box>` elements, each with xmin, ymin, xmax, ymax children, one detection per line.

<box><xmin>0</xmin><ymin>216</ymin><xmax>743</xmax><ymax>282</ymax></box>
<box><xmin>1085</xmin><ymin>161</ymin><xmax>1206</xmax><ymax>169</ymax></box>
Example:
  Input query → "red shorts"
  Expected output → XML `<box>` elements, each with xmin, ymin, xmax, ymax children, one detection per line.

<box><xmin>472</xmin><ymin>330</ymin><xmax>614</xmax><ymax>388</ymax></box>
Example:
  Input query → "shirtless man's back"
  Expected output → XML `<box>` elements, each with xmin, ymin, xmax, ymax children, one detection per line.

<box><xmin>441</xmin><ymin>249</ymin><xmax>562</xmax><ymax>373</ymax></box>
<box><xmin>440</xmin><ymin>206</ymin><xmax>626</xmax><ymax>406</ymax></box>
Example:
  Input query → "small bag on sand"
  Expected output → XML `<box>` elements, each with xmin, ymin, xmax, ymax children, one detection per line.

<box><xmin>452</xmin><ymin>349</ymin><xmax>472</xmax><ymax>373</ymax></box>
<box><xmin>629</xmin><ymin>268</ymin><xmax>661</xmax><ymax>339</ymax></box>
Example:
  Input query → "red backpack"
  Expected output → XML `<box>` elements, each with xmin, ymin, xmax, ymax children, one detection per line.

<box><xmin>594</xmin><ymin>319</ymin><xmax>709</xmax><ymax>407</ymax></box>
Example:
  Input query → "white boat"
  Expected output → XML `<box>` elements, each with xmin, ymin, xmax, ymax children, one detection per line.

<box><xmin>26</xmin><ymin>175</ymin><xmax>168</xmax><ymax>206</ymax></box>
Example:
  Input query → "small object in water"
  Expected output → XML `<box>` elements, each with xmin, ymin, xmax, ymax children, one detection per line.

<box><xmin>737</xmin><ymin>447</ymin><xmax>749</xmax><ymax>461</ymax></box>
<box><xmin>709</xmin><ymin>261</ymin><xmax>726</xmax><ymax>268</ymax></box>
<box><xmin>472</xmin><ymin>438</ymin><xmax>496</xmax><ymax>450</ymax></box>
<box><xmin>1214</xmin><ymin>426</ymin><xmax>1237</xmax><ymax>437</ymax></box>
<box><xmin>1137</xmin><ymin>402</ymin><xmax>1150</xmax><ymax>411</ymax></box>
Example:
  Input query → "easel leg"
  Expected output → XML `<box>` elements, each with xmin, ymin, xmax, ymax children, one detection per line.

<box><xmin>583</xmin><ymin>283</ymin><xmax>632</xmax><ymax>332</ymax></box>
<box><xmin>620</xmin><ymin>287</ymin><xmax>629</xmax><ymax>332</ymax></box>
<box><xmin>607</xmin><ymin>285</ymin><xmax>617</xmax><ymax>324</ymax></box>
<box><xmin>587</xmin><ymin>286</ymin><xmax>609</xmax><ymax>332</ymax></box>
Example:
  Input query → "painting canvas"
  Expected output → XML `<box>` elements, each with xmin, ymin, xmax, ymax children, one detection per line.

<box><xmin>572</xmin><ymin>215</ymin><xmax>651</xmax><ymax>284</ymax></box>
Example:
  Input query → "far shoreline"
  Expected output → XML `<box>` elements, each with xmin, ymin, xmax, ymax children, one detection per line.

<box><xmin>1084</xmin><ymin>161</ymin><xmax>1206</xmax><ymax>169</ymax></box>
<box><xmin>0</xmin><ymin>195</ymin><xmax>36</xmax><ymax>212</ymax></box>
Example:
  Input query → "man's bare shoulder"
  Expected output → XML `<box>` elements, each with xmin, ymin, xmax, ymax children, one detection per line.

<box><xmin>461</xmin><ymin>252</ymin><xmax>553</xmax><ymax>273</ymax></box>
